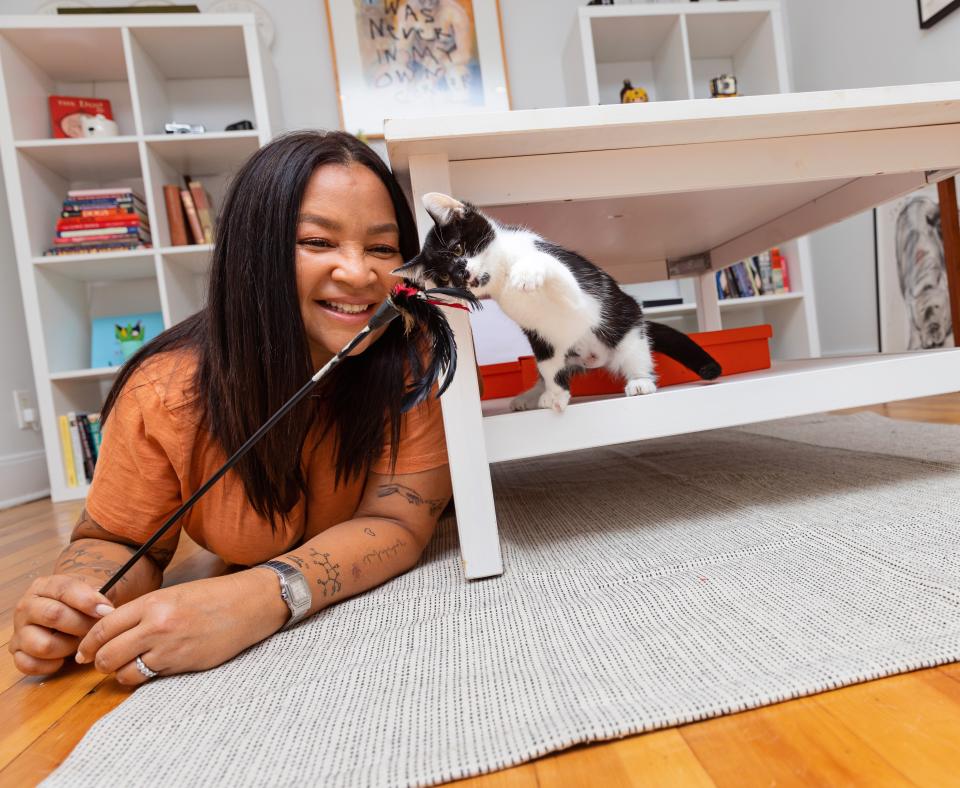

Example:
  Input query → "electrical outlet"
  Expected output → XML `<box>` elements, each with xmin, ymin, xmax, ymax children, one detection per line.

<box><xmin>12</xmin><ymin>389</ymin><xmax>37</xmax><ymax>430</ymax></box>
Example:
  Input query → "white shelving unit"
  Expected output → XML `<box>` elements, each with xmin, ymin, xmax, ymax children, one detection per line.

<box><xmin>557</xmin><ymin>0</ymin><xmax>819</xmax><ymax>361</ymax></box>
<box><xmin>0</xmin><ymin>14</ymin><xmax>277</xmax><ymax>502</ymax></box>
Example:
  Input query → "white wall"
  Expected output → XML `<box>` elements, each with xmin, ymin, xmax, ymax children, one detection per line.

<box><xmin>0</xmin><ymin>158</ymin><xmax>48</xmax><ymax>508</ymax></box>
<box><xmin>783</xmin><ymin>0</ymin><xmax>960</xmax><ymax>354</ymax></box>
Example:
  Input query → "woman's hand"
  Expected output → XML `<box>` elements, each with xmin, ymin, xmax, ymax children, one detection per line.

<box><xmin>75</xmin><ymin>569</ymin><xmax>289</xmax><ymax>685</ymax></box>
<box><xmin>10</xmin><ymin>575</ymin><xmax>115</xmax><ymax>676</ymax></box>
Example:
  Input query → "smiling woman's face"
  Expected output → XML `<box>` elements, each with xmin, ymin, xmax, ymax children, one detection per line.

<box><xmin>296</xmin><ymin>162</ymin><xmax>404</xmax><ymax>367</ymax></box>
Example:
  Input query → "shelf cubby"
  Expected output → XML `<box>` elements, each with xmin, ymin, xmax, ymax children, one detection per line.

<box><xmin>34</xmin><ymin>267</ymin><xmax>163</xmax><ymax>375</ymax></box>
<box><xmin>0</xmin><ymin>26</ymin><xmax>135</xmax><ymax>139</ymax></box>
<box><xmin>686</xmin><ymin>9</ymin><xmax>783</xmax><ymax>99</ymax></box>
<box><xmin>127</xmin><ymin>25</ymin><xmax>256</xmax><ymax>136</ymax></box>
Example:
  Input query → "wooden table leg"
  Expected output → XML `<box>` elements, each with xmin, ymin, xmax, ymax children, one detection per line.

<box><xmin>408</xmin><ymin>154</ymin><xmax>504</xmax><ymax>580</ymax></box>
<box><xmin>936</xmin><ymin>176</ymin><xmax>960</xmax><ymax>342</ymax></box>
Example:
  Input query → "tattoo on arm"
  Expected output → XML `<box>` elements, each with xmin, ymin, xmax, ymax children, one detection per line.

<box><xmin>71</xmin><ymin>507</ymin><xmax>175</xmax><ymax>570</ymax></box>
<box><xmin>307</xmin><ymin>548</ymin><xmax>342</xmax><ymax>598</ymax></box>
<box><xmin>59</xmin><ymin>541</ymin><xmax>133</xmax><ymax>587</ymax></box>
<box><xmin>361</xmin><ymin>538</ymin><xmax>407</xmax><ymax>565</ymax></box>
<box><xmin>363</xmin><ymin>527</ymin><xmax>376</xmax><ymax>537</ymax></box>
<box><xmin>285</xmin><ymin>554</ymin><xmax>307</xmax><ymax>570</ymax></box>
<box><xmin>377</xmin><ymin>484</ymin><xmax>445</xmax><ymax>516</ymax></box>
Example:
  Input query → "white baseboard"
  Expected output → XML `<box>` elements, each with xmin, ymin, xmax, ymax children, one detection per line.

<box><xmin>0</xmin><ymin>449</ymin><xmax>50</xmax><ymax>510</ymax></box>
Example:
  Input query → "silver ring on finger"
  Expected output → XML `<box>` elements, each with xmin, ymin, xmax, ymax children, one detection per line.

<box><xmin>135</xmin><ymin>655</ymin><xmax>159</xmax><ymax>679</ymax></box>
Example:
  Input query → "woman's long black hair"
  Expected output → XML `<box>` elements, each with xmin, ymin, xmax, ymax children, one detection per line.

<box><xmin>101</xmin><ymin>131</ymin><xmax>421</xmax><ymax>529</ymax></box>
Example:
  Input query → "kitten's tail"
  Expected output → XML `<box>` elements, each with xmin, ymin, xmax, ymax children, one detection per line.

<box><xmin>646</xmin><ymin>321</ymin><xmax>722</xmax><ymax>380</ymax></box>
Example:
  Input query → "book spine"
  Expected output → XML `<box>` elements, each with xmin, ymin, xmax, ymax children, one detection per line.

<box><xmin>748</xmin><ymin>256</ymin><xmax>764</xmax><ymax>295</ymax></box>
<box><xmin>67</xmin><ymin>187</ymin><xmax>134</xmax><ymax>198</ymax></box>
<box><xmin>56</xmin><ymin>217</ymin><xmax>143</xmax><ymax>231</ymax></box>
<box><xmin>758</xmin><ymin>250</ymin><xmax>775</xmax><ymax>295</ymax></box>
<box><xmin>180</xmin><ymin>188</ymin><xmax>204</xmax><ymax>245</ymax></box>
<box><xmin>88</xmin><ymin>413</ymin><xmax>102</xmax><ymax>458</ymax></box>
<box><xmin>62</xmin><ymin>198</ymin><xmax>139</xmax><ymax>209</ymax></box>
<box><xmin>57</xmin><ymin>220</ymin><xmax>147</xmax><ymax>238</ymax></box>
<box><xmin>61</xmin><ymin>206</ymin><xmax>141</xmax><ymax>218</ymax></box>
<box><xmin>776</xmin><ymin>248</ymin><xmax>791</xmax><ymax>291</ymax></box>
<box><xmin>732</xmin><ymin>262</ymin><xmax>754</xmax><ymax>297</ymax></box>
<box><xmin>715</xmin><ymin>270</ymin><xmax>725</xmax><ymax>300</ymax></box>
<box><xmin>723</xmin><ymin>265</ymin><xmax>740</xmax><ymax>297</ymax></box>
<box><xmin>188</xmin><ymin>181</ymin><xmax>215</xmax><ymax>244</ymax></box>
<box><xmin>58</xmin><ymin>414</ymin><xmax>78</xmax><ymax>488</ymax></box>
<box><xmin>76</xmin><ymin>413</ymin><xmax>96</xmax><ymax>483</ymax></box>
<box><xmin>67</xmin><ymin>412</ymin><xmax>85</xmax><ymax>487</ymax></box>
<box><xmin>54</xmin><ymin>232</ymin><xmax>150</xmax><ymax>244</ymax></box>
<box><xmin>44</xmin><ymin>242</ymin><xmax>148</xmax><ymax>255</ymax></box>
<box><xmin>164</xmin><ymin>184</ymin><xmax>190</xmax><ymax>246</ymax></box>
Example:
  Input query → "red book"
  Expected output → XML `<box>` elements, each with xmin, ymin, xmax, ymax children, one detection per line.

<box><xmin>56</xmin><ymin>217</ymin><xmax>142</xmax><ymax>231</ymax></box>
<box><xmin>49</xmin><ymin>95</ymin><xmax>113</xmax><ymax>139</ymax></box>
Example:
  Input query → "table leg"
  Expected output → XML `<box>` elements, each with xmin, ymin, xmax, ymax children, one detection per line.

<box><xmin>695</xmin><ymin>267</ymin><xmax>722</xmax><ymax>331</ymax></box>
<box><xmin>936</xmin><ymin>176</ymin><xmax>960</xmax><ymax>343</ymax></box>
<box><xmin>408</xmin><ymin>154</ymin><xmax>504</xmax><ymax>580</ymax></box>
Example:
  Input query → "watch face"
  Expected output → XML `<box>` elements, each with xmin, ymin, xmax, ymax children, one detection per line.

<box><xmin>287</xmin><ymin>573</ymin><xmax>312</xmax><ymax>607</ymax></box>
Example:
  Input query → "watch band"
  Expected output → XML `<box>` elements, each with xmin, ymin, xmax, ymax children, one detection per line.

<box><xmin>259</xmin><ymin>559</ymin><xmax>312</xmax><ymax>630</ymax></box>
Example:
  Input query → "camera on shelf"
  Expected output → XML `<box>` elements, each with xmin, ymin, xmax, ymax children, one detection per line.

<box><xmin>164</xmin><ymin>122</ymin><xmax>206</xmax><ymax>134</ymax></box>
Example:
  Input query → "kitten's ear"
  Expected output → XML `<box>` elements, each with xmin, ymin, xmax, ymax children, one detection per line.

<box><xmin>422</xmin><ymin>192</ymin><xmax>466</xmax><ymax>226</ymax></box>
<box><xmin>392</xmin><ymin>255</ymin><xmax>425</xmax><ymax>281</ymax></box>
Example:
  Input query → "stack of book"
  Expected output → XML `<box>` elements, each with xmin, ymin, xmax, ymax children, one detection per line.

<box><xmin>163</xmin><ymin>179</ymin><xmax>215</xmax><ymax>246</ymax></box>
<box><xmin>716</xmin><ymin>247</ymin><xmax>791</xmax><ymax>300</ymax></box>
<box><xmin>44</xmin><ymin>187</ymin><xmax>151</xmax><ymax>256</ymax></box>
<box><xmin>57</xmin><ymin>411</ymin><xmax>102</xmax><ymax>487</ymax></box>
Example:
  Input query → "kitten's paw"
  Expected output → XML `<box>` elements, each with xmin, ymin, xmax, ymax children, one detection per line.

<box><xmin>538</xmin><ymin>389</ymin><xmax>571</xmax><ymax>413</ymax></box>
<box><xmin>510</xmin><ymin>393</ymin><xmax>538</xmax><ymax>411</ymax></box>
<box><xmin>625</xmin><ymin>378</ymin><xmax>657</xmax><ymax>396</ymax></box>
<box><xmin>508</xmin><ymin>262</ymin><xmax>546</xmax><ymax>292</ymax></box>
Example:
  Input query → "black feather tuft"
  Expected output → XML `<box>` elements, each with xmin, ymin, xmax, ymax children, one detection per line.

<box><xmin>388</xmin><ymin>280</ymin><xmax>476</xmax><ymax>411</ymax></box>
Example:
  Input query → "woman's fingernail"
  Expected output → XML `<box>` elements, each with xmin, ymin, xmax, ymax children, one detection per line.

<box><xmin>75</xmin><ymin>652</ymin><xmax>87</xmax><ymax>664</ymax></box>
<box><xmin>95</xmin><ymin>604</ymin><xmax>114</xmax><ymax>617</ymax></box>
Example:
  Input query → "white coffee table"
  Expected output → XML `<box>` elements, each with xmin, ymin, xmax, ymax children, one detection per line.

<box><xmin>385</xmin><ymin>83</ymin><xmax>960</xmax><ymax>580</ymax></box>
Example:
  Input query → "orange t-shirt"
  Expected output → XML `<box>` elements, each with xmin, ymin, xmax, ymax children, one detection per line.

<box><xmin>85</xmin><ymin>350</ymin><xmax>448</xmax><ymax>566</ymax></box>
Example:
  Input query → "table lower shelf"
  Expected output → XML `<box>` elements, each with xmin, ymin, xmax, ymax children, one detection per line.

<box><xmin>480</xmin><ymin>349</ymin><xmax>960</xmax><ymax>463</ymax></box>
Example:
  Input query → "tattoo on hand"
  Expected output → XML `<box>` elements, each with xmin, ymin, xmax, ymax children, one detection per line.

<box><xmin>377</xmin><ymin>484</ymin><xmax>445</xmax><ymax>516</ymax></box>
<box><xmin>308</xmin><ymin>548</ymin><xmax>342</xmax><ymax>598</ymax></box>
<box><xmin>362</xmin><ymin>538</ymin><xmax>407</xmax><ymax>565</ymax></box>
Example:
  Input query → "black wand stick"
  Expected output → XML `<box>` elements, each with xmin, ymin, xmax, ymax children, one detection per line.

<box><xmin>99</xmin><ymin>280</ymin><xmax>477</xmax><ymax>595</ymax></box>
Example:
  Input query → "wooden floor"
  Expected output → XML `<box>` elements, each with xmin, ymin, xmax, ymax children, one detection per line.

<box><xmin>2</xmin><ymin>393</ymin><xmax>959</xmax><ymax>787</ymax></box>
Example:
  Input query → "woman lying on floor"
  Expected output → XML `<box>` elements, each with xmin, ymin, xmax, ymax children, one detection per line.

<box><xmin>10</xmin><ymin>131</ymin><xmax>451</xmax><ymax>683</ymax></box>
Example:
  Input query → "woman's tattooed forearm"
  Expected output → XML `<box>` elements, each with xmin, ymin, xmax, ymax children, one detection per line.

<box><xmin>307</xmin><ymin>548</ymin><xmax>342</xmax><ymax>598</ymax></box>
<box><xmin>58</xmin><ymin>543</ymin><xmax>132</xmax><ymax>586</ymax></box>
<box><xmin>376</xmin><ymin>484</ymin><xmax>445</xmax><ymax>516</ymax></box>
<box><xmin>362</xmin><ymin>538</ymin><xmax>407</xmax><ymax>565</ymax></box>
<box><xmin>72</xmin><ymin>507</ymin><xmax>175</xmax><ymax>569</ymax></box>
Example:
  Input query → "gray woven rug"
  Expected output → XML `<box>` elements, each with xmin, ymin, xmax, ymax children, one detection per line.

<box><xmin>46</xmin><ymin>413</ymin><xmax>960</xmax><ymax>787</ymax></box>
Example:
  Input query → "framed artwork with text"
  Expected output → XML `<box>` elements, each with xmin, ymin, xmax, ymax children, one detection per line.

<box><xmin>325</xmin><ymin>0</ymin><xmax>511</xmax><ymax>137</ymax></box>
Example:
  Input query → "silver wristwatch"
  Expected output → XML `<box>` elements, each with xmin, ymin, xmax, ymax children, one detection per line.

<box><xmin>259</xmin><ymin>559</ymin><xmax>312</xmax><ymax>630</ymax></box>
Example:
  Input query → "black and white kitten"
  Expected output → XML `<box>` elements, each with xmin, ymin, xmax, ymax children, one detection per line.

<box><xmin>396</xmin><ymin>193</ymin><xmax>721</xmax><ymax>412</ymax></box>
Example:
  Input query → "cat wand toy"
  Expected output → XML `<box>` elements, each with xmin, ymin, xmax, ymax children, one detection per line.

<box><xmin>98</xmin><ymin>280</ymin><xmax>479</xmax><ymax>596</ymax></box>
